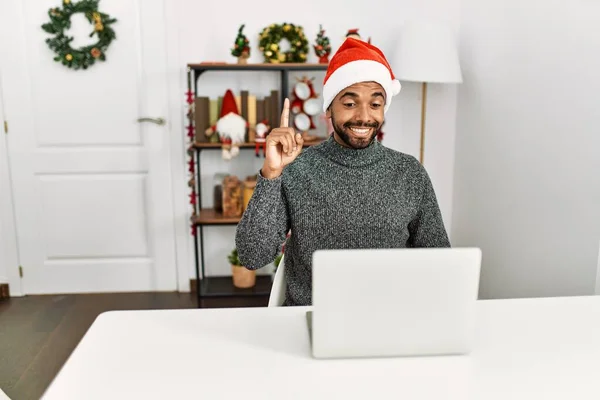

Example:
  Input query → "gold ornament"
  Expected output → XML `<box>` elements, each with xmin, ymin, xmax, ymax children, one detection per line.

<box><xmin>95</xmin><ymin>22</ymin><xmax>104</xmax><ymax>31</ymax></box>
<box><xmin>65</xmin><ymin>54</ymin><xmax>73</xmax><ymax>61</ymax></box>
<box><xmin>265</xmin><ymin>50</ymin><xmax>272</xmax><ymax>57</ymax></box>
<box><xmin>278</xmin><ymin>53</ymin><xmax>286</xmax><ymax>62</ymax></box>
<box><xmin>283</xmin><ymin>24</ymin><xmax>291</xmax><ymax>32</ymax></box>
<box><xmin>64</xmin><ymin>0</ymin><xmax>70</xmax><ymax>4</ymax></box>
<box><xmin>270</xmin><ymin>43</ymin><xmax>278</xmax><ymax>51</ymax></box>
<box><xmin>92</xmin><ymin>12</ymin><xmax>101</xmax><ymax>22</ymax></box>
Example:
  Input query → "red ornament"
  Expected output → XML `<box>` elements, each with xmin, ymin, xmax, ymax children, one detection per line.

<box><xmin>187</xmin><ymin>125</ymin><xmax>194</xmax><ymax>138</ymax></box>
<box><xmin>186</xmin><ymin>90</ymin><xmax>194</xmax><ymax>104</ymax></box>
<box><xmin>189</xmin><ymin>191</ymin><xmax>196</xmax><ymax>205</ymax></box>
<box><xmin>188</xmin><ymin>159</ymin><xmax>195</xmax><ymax>173</ymax></box>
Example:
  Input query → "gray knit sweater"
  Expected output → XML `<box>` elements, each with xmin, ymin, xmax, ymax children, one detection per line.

<box><xmin>235</xmin><ymin>135</ymin><xmax>450</xmax><ymax>306</ymax></box>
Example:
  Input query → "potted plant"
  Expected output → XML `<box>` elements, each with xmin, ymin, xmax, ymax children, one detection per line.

<box><xmin>228</xmin><ymin>248</ymin><xmax>256</xmax><ymax>288</ymax></box>
<box><xmin>273</xmin><ymin>253</ymin><xmax>283</xmax><ymax>272</ymax></box>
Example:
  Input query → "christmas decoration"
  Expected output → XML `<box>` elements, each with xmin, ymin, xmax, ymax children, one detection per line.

<box><xmin>377</xmin><ymin>121</ymin><xmax>385</xmax><ymax>142</ymax></box>
<box><xmin>205</xmin><ymin>89</ymin><xmax>248</xmax><ymax>160</ymax></box>
<box><xmin>254</xmin><ymin>120</ymin><xmax>270</xmax><ymax>157</ymax></box>
<box><xmin>231</xmin><ymin>24</ymin><xmax>250</xmax><ymax>64</ymax></box>
<box><xmin>345</xmin><ymin>28</ymin><xmax>371</xmax><ymax>44</ymax></box>
<box><xmin>41</xmin><ymin>0</ymin><xmax>117</xmax><ymax>70</ymax></box>
<box><xmin>186</xmin><ymin>67</ymin><xmax>197</xmax><ymax>236</ymax></box>
<box><xmin>290</xmin><ymin>76</ymin><xmax>321</xmax><ymax>141</ymax></box>
<box><xmin>258</xmin><ymin>23</ymin><xmax>309</xmax><ymax>63</ymax></box>
<box><xmin>313</xmin><ymin>25</ymin><xmax>331</xmax><ymax>64</ymax></box>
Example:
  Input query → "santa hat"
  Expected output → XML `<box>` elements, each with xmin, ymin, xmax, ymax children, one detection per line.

<box><xmin>322</xmin><ymin>38</ymin><xmax>401</xmax><ymax>113</ymax></box>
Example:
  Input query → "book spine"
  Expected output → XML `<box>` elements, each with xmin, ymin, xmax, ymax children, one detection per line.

<box><xmin>194</xmin><ymin>97</ymin><xmax>210</xmax><ymax>142</ymax></box>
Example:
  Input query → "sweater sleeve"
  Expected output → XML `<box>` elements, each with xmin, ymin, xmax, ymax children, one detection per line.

<box><xmin>407</xmin><ymin>166</ymin><xmax>451</xmax><ymax>248</ymax></box>
<box><xmin>235</xmin><ymin>171</ymin><xmax>291</xmax><ymax>270</ymax></box>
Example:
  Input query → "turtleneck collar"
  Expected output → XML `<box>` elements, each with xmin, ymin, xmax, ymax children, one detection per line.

<box><xmin>317</xmin><ymin>134</ymin><xmax>384</xmax><ymax>167</ymax></box>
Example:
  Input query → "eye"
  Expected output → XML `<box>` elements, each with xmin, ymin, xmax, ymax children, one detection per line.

<box><xmin>343</xmin><ymin>102</ymin><xmax>356</xmax><ymax>108</ymax></box>
<box><xmin>371</xmin><ymin>103</ymin><xmax>382</xmax><ymax>108</ymax></box>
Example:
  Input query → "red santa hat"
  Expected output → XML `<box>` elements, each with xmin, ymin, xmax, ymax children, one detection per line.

<box><xmin>322</xmin><ymin>38</ymin><xmax>401</xmax><ymax>113</ymax></box>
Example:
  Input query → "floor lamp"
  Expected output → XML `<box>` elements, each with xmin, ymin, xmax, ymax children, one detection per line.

<box><xmin>391</xmin><ymin>21</ymin><xmax>463</xmax><ymax>164</ymax></box>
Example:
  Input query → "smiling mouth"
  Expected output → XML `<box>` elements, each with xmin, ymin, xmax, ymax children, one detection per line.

<box><xmin>348</xmin><ymin>127</ymin><xmax>371</xmax><ymax>136</ymax></box>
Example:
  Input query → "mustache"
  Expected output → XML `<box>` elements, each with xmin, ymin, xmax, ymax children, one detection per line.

<box><xmin>343</xmin><ymin>121</ymin><xmax>379</xmax><ymax>129</ymax></box>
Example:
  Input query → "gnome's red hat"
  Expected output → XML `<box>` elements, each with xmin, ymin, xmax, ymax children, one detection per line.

<box><xmin>220</xmin><ymin>89</ymin><xmax>239</xmax><ymax>117</ymax></box>
<box><xmin>322</xmin><ymin>38</ymin><xmax>401</xmax><ymax>113</ymax></box>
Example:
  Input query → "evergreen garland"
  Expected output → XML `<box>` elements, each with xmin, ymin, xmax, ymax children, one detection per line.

<box><xmin>41</xmin><ymin>0</ymin><xmax>117</xmax><ymax>70</ymax></box>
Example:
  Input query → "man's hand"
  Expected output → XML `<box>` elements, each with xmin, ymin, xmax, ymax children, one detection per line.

<box><xmin>261</xmin><ymin>98</ymin><xmax>304</xmax><ymax>179</ymax></box>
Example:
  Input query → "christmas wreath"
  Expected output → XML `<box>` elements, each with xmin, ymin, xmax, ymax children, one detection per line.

<box><xmin>41</xmin><ymin>0</ymin><xmax>117</xmax><ymax>70</ymax></box>
<box><xmin>258</xmin><ymin>23</ymin><xmax>309</xmax><ymax>63</ymax></box>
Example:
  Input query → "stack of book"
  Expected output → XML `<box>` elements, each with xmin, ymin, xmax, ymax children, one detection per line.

<box><xmin>194</xmin><ymin>90</ymin><xmax>281</xmax><ymax>144</ymax></box>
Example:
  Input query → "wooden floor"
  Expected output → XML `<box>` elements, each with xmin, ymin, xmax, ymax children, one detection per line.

<box><xmin>0</xmin><ymin>292</ymin><xmax>268</xmax><ymax>400</ymax></box>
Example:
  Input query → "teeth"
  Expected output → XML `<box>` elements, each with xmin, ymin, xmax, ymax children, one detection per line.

<box><xmin>350</xmin><ymin>127</ymin><xmax>370</xmax><ymax>134</ymax></box>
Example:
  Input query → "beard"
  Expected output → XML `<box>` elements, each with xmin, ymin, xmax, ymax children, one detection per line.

<box><xmin>331</xmin><ymin>111</ymin><xmax>380</xmax><ymax>149</ymax></box>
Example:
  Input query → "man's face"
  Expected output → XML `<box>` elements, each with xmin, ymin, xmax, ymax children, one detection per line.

<box><xmin>326</xmin><ymin>82</ymin><xmax>385</xmax><ymax>149</ymax></box>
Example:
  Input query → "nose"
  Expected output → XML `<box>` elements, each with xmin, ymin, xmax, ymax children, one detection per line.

<box><xmin>355</xmin><ymin>104</ymin><xmax>372</xmax><ymax>124</ymax></box>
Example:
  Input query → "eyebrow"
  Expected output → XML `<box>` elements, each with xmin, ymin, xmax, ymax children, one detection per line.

<box><xmin>340</xmin><ymin>91</ymin><xmax>385</xmax><ymax>100</ymax></box>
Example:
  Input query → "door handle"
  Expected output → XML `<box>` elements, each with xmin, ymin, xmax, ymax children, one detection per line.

<box><xmin>137</xmin><ymin>117</ymin><xmax>166</xmax><ymax>125</ymax></box>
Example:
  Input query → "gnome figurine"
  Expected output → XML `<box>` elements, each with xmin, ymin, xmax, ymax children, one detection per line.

<box><xmin>205</xmin><ymin>89</ymin><xmax>248</xmax><ymax>160</ymax></box>
<box><xmin>254</xmin><ymin>120</ymin><xmax>270</xmax><ymax>157</ymax></box>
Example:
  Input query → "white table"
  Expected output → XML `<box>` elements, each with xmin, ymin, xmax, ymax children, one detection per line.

<box><xmin>42</xmin><ymin>296</ymin><xmax>600</xmax><ymax>399</ymax></box>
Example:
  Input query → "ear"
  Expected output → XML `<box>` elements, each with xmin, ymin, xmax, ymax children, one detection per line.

<box><xmin>325</xmin><ymin>107</ymin><xmax>331</xmax><ymax>119</ymax></box>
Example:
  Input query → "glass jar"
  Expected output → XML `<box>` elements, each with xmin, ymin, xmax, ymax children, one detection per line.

<box><xmin>213</xmin><ymin>173</ymin><xmax>227</xmax><ymax>212</ymax></box>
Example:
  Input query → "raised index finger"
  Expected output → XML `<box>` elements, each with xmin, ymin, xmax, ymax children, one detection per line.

<box><xmin>280</xmin><ymin>98</ymin><xmax>290</xmax><ymax>128</ymax></box>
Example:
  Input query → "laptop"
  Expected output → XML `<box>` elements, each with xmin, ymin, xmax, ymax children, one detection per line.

<box><xmin>307</xmin><ymin>247</ymin><xmax>482</xmax><ymax>359</ymax></box>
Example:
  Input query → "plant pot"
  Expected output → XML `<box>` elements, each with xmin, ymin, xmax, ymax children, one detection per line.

<box><xmin>237</xmin><ymin>52</ymin><xmax>249</xmax><ymax>64</ymax></box>
<box><xmin>232</xmin><ymin>264</ymin><xmax>256</xmax><ymax>288</ymax></box>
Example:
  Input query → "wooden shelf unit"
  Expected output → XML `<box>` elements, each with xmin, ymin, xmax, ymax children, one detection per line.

<box><xmin>188</xmin><ymin>62</ymin><xmax>328</xmax><ymax>307</ymax></box>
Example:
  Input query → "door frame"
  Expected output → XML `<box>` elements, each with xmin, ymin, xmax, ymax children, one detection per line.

<box><xmin>0</xmin><ymin>67</ymin><xmax>23</xmax><ymax>296</ymax></box>
<box><xmin>164</xmin><ymin>0</ymin><xmax>193</xmax><ymax>293</ymax></box>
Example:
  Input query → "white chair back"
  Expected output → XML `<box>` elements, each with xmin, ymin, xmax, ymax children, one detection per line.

<box><xmin>268</xmin><ymin>254</ymin><xmax>286</xmax><ymax>307</ymax></box>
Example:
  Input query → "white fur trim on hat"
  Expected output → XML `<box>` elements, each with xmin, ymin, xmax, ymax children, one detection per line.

<box><xmin>322</xmin><ymin>60</ymin><xmax>401</xmax><ymax>113</ymax></box>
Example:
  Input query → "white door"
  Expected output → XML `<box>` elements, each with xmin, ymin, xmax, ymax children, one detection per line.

<box><xmin>0</xmin><ymin>0</ymin><xmax>177</xmax><ymax>294</ymax></box>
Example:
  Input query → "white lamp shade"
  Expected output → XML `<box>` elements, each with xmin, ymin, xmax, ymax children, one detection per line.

<box><xmin>392</xmin><ymin>21</ymin><xmax>463</xmax><ymax>84</ymax></box>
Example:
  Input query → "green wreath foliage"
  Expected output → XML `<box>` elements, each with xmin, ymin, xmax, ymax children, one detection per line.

<box><xmin>41</xmin><ymin>0</ymin><xmax>117</xmax><ymax>70</ymax></box>
<box><xmin>258</xmin><ymin>23</ymin><xmax>309</xmax><ymax>63</ymax></box>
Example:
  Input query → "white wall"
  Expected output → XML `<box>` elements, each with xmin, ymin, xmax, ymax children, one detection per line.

<box><xmin>167</xmin><ymin>0</ymin><xmax>462</xmax><ymax>279</ymax></box>
<box><xmin>452</xmin><ymin>0</ymin><xmax>600</xmax><ymax>299</ymax></box>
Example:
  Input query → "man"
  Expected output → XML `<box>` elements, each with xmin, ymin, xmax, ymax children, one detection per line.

<box><xmin>235</xmin><ymin>38</ymin><xmax>450</xmax><ymax>306</ymax></box>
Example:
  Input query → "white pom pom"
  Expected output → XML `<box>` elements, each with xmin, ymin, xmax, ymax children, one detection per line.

<box><xmin>230</xmin><ymin>145</ymin><xmax>240</xmax><ymax>158</ymax></box>
<box><xmin>391</xmin><ymin>79</ymin><xmax>401</xmax><ymax>95</ymax></box>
